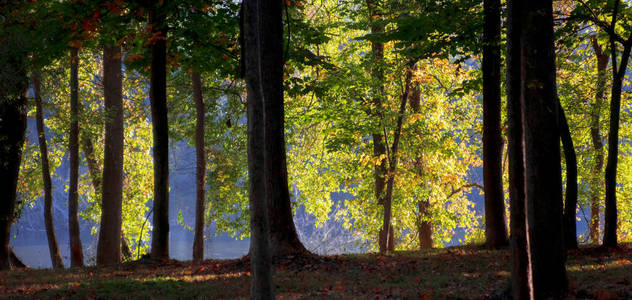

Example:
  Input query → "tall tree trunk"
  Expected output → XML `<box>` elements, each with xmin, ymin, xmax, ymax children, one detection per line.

<box><xmin>243</xmin><ymin>0</ymin><xmax>275</xmax><ymax>297</ymax></box>
<box><xmin>365</xmin><ymin>0</ymin><xmax>391</xmax><ymax>254</ymax></box>
<box><xmin>149</xmin><ymin>2</ymin><xmax>170</xmax><ymax>260</ymax></box>
<box><xmin>97</xmin><ymin>44</ymin><xmax>124</xmax><ymax>265</ymax></box>
<box><xmin>559</xmin><ymin>102</ymin><xmax>578</xmax><ymax>250</ymax></box>
<box><xmin>380</xmin><ymin>67</ymin><xmax>413</xmax><ymax>252</ymax></box>
<box><xmin>521</xmin><ymin>1</ymin><xmax>567</xmax><ymax>297</ymax></box>
<box><xmin>68</xmin><ymin>47</ymin><xmax>84</xmax><ymax>267</ymax></box>
<box><xmin>589</xmin><ymin>37</ymin><xmax>608</xmax><ymax>245</ymax></box>
<box><xmin>483</xmin><ymin>0</ymin><xmax>508</xmax><ymax>249</ymax></box>
<box><xmin>603</xmin><ymin>35</ymin><xmax>631</xmax><ymax>248</ymax></box>
<box><xmin>409</xmin><ymin>75</ymin><xmax>433</xmax><ymax>249</ymax></box>
<box><xmin>82</xmin><ymin>133</ymin><xmax>132</xmax><ymax>260</ymax></box>
<box><xmin>192</xmin><ymin>72</ymin><xmax>206</xmax><ymax>262</ymax></box>
<box><xmin>507</xmin><ymin>0</ymin><xmax>532</xmax><ymax>297</ymax></box>
<box><xmin>0</xmin><ymin>81</ymin><xmax>28</xmax><ymax>270</ymax></box>
<box><xmin>261</xmin><ymin>0</ymin><xmax>307</xmax><ymax>259</ymax></box>
<box><xmin>34</xmin><ymin>74</ymin><xmax>65</xmax><ymax>269</ymax></box>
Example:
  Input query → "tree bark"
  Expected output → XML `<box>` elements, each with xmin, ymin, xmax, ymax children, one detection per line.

<box><xmin>97</xmin><ymin>44</ymin><xmax>124</xmax><ymax>265</ymax></box>
<box><xmin>365</xmin><ymin>0</ymin><xmax>391</xmax><ymax>254</ymax></box>
<box><xmin>68</xmin><ymin>47</ymin><xmax>84</xmax><ymax>267</ymax></box>
<box><xmin>380</xmin><ymin>67</ymin><xmax>413</xmax><ymax>253</ymax></box>
<box><xmin>483</xmin><ymin>0</ymin><xmax>508</xmax><ymax>249</ymax></box>
<box><xmin>9</xmin><ymin>246</ymin><xmax>27</xmax><ymax>268</ymax></box>
<box><xmin>417</xmin><ymin>200</ymin><xmax>433</xmax><ymax>249</ymax></box>
<box><xmin>559</xmin><ymin>101</ymin><xmax>578</xmax><ymax>250</ymax></box>
<box><xmin>506</xmin><ymin>0</ymin><xmax>532</xmax><ymax>297</ymax></box>
<box><xmin>0</xmin><ymin>81</ymin><xmax>28</xmax><ymax>270</ymax></box>
<box><xmin>34</xmin><ymin>74</ymin><xmax>65</xmax><ymax>269</ymax></box>
<box><xmin>192</xmin><ymin>72</ymin><xmax>206</xmax><ymax>262</ymax></box>
<box><xmin>409</xmin><ymin>74</ymin><xmax>432</xmax><ymax>249</ymax></box>
<box><xmin>82</xmin><ymin>133</ymin><xmax>132</xmax><ymax>260</ymax></box>
<box><xmin>149</xmin><ymin>2</ymin><xmax>170</xmax><ymax>260</ymax></box>
<box><xmin>243</xmin><ymin>0</ymin><xmax>275</xmax><ymax>297</ymax></box>
<box><xmin>521</xmin><ymin>1</ymin><xmax>567</xmax><ymax>297</ymax></box>
<box><xmin>603</xmin><ymin>32</ymin><xmax>631</xmax><ymax>248</ymax></box>
<box><xmin>589</xmin><ymin>37</ymin><xmax>608</xmax><ymax>245</ymax></box>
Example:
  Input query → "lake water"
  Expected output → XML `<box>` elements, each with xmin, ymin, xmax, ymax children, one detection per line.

<box><xmin>12</xmin><ymin>239</ymin><xmax>251</xmax><ymax>269</ymax></box>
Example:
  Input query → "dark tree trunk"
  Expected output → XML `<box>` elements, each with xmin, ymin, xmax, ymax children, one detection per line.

<box><xmin>559</xmin><ymin>102</ymin><xmax>578</xmax><ymax>250</ymax></box>
<box><xmin>82</xmin><ymin>135</ymin><xmax>102</xmax><ymax>192</ymax></box>
<box><xmin>149</xmin><ymin>2</ymin><xmax>170</xmax><ymax>260</ymax></box>
<box><xmin>521</xmin><ymin>2</ymin><xmax>567</xmax><ymax>297</ymax></box>
<box><xmin>82</xmin><ymin>133</ymin><xmax>132</xmax><ymax>261</ymax></box>
<box><xmin>243</xmin><ymin>0</ymin><xmax>275</xmax><ymax>297</ymax></box>
<box><xmin>192</xmin><ymin>72</ymin><xmax>206</xmax><ymax>262</ymax></box>
<box><xmin>34</xmin><ymin>74</ymin><xmax>65</xmax><ymax>269</ymax></box>
<box><xmin>9</xmin><ymin>246</ymin><xmax>27</xmax><ymax>268</ymax></box>
<box><xmin>417</xmin><ymin>200</ymin><xmax>433</xmax><ymax>249</ymax></box>
<box><xmin>97</xmin><ymin>44</ymin><xmax>124</xmax><ymax>265</ymax></box>
<box><xmin>365</xmin><ymin>0</ymin><xmax>391</xmax><ymax>254</ymax></box>
<box><xmin>603</xmin><ymin>36</ymin><xmax>631</xmax><ymax>248</ymax></box>
<box><xmin>409</xmin><ymin>73</ymin><xmax>432</xmax><ymax>249</ymax></box>
<box><xmin>506</xmin><ymin>0</ymin><xmax>532</xmax><ymax>298</ymax></box>
<box><xmin>483</xmin><ymin>0</ymin><xmax>508</xmax><ymax>249</ymax></box>
<box><xmin>589</xmin><ymin>37</ymin><xmax>608</xmax><ymax>245</ymax></box>
<box><xmin>0</xmin><ymin>82</ymin><xmax>28</xmax><ymax>270</ymax></box>
<box><xmin>380</xmin><ymin>67</ymin><xmax>413</xmax><ymax>252</ymax></box>
<box><xmin>68</xmin><ymin>47</ymin><xmax>84</xmax><ymax>267</ymax></box>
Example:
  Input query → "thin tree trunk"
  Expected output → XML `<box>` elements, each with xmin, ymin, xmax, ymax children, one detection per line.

<box><xmin>149</xmin><ymin>2</ymin><xmax>170</xmax><ymax>260</ymax></box>
<box><xmin>589</xmin><ymin>37</ymin><xmax>608</xmax><ymax>245</ymax></box>
<box><xmin>365</xmin><ymin>0</ymin><xmax>391</xmax><ymax>254</ymax></box>
<box><xmin>506</xmin><ymin>0</ymin><xmax>532</xmax><ymax>297</ymax></box>
<box><xmin>68</xmin><ymin>47</ymin><xmax>84</xmax><ymax>267</ymax></box>
<box><xmin>483</xmin><ymin>0</ymin><xmax>508</xmax><ymax>249</ymax></box>
<box><xmin>97</xmin><ymin>44</ymin><xmax>124</xmax><ymax>265</ymax></box>
<box><xmin>243</xmin><ymin>0</ymin><xmax>275</xmax><ymax>297</ymax></box>
<box><xmin>380</xmin><ymin>67</ymin><xmax>413</xmax><ymax>252</ymax></box>
<box><xmin>0</xmin><ymin>83</ymin><xmax>28</xmax><ymax>270</ymax></box>
<box><xmin>34</xmin><ymin>74</ymin><xmax>65</xmax><ymax>269</ymax></box>
<box><xmin>521</xmin><ymin>2</ymin><xmax>567</xmax><ymax>297</ymax></box>
<box><xmin>192</xmin><ymin>72</ymin><xmax>206</xmax><ymax>262</ymax></box>
<box><xmin>409</xmin><ymin>73</ymin><xmax>433</xmax><ymax>249</ymax></box>
<box><xmin>559</xmin><ymin>101</ymin><xmax>578</xmax><ymax>250</ymax></box>
<box><xmin>603</xmin><ymin>37</ymin><xmax>631</xmax><ymax>248</ymax></box>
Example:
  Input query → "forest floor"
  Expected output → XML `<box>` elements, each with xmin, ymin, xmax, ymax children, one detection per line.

<box><xmin>1</xmin><ymin>244</ymin><xmax>631</xmax><ymax>299</ymax></box>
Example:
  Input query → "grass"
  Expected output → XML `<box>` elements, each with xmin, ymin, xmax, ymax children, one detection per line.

<box><xmin>1</xmin><ymin>244</ymin><xmax>631</xmax><ymax>299</ymax></box>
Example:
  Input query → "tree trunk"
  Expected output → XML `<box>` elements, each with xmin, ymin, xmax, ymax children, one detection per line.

<box><xmin>68</xmin><ymin>47</ymin><xmax>84</xmax><ymax>267</ymax></box>
<box><xmin>97</xmin><ymin>44</ymin><xmax>124</xmax><ymax>265</ymax></box>
<box><xmin>409</xmin><ymin>73</ymin><xmax>432</xmax><ymax>250</ymax></box>
<box><xmin>589</xmin><ymin>37</ymin><xmax>607</xmax><ymax>245</ymax></box>
<box><xmin>603</xmin><ymin>41</ymin><xmax>631</xmax><ymax>248</ymax></box>
<box><xmin>559</xmin><ymin>101</ymin><xmax>578</xmax><ymax>250</ymax></box>
<box><xmin>34</xmin><ymin>74</ymin><xmax>65</xmax><ymax>269</ymax></box>
<box><xmin>149</xmin><ymin>2</ymin><xmax>170</xmax><ymax>260</ymax></box>
<box><xmin>82</xmin><ymin>132</ymin><xmax>132</xmax><ymax>261</ymax></box>
<box><xmin>0</xmin><ymin>82</ymin><xmax>28</xmax><ymax>270</ymax></box>
<box><xmin>192</xmin><ymin>72</ymin><xmax>206</xmax><ymax>262</ymax></box>
<box><xmin>506</xmin><ymin>0</ymin><xmax>532</xmax><ymax>297</ymax></box>
<box><xmin>483</xmin><ymin>0</ymin><xmax>508</xmax><ymax>249</ymax></box>
<box><xmin>417</xmin><ymin>200</ymin><xmax>433</xmax><ymax>249</ymax></box>
<box><xmin>380</xmin><ymin>67</ymin><xmax>413</xmax><ymax>252</ymax></box>
<box><xmin>365</xmin><ymin>0</ymin><xmax>391</xmax><ymax>254</ymax></box>
<box><xmin>9</xmin><ymin>246</ymin><xmax>27</xmax><ymax>268</ymax></box>
<box><xmin>243</xmin><ymin>0</ymin><xmax>275</xmax><ymax>297</ymax></box>
<box><xmin>521</xmin><ymin>2</ymin><xmax>567</xmax><ymax>297</ymax></box>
